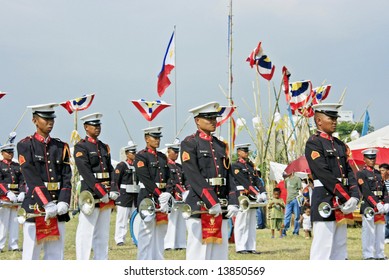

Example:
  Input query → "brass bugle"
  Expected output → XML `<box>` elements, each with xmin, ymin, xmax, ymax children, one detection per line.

<box><xmin>238</xmin><ymin>195</ymin><xmax>268</xmax><ymax>212</ymax></box>
<box><xmin>363</xmin><ymin>207</ymin><xmax>377</xmax><ymax>220</ymax></box>
<box><xmin>318</xmin><ymin>202</ymin><xmax>339</xmax><ymax>218</ymax></box>
<box><xmin>17</xmin><ymin>207</ymin><xmax>78</xmax><ymax>224</ymax></box>
<box><xmin>181</xmin><ymin>198</ymin><xmax>230</xmax><ymax>219</ymax></box>
<box><xmin>0</xmin><ymin>200</ymin><xmax>22</xmax><ymax>208</ymax></box>
<box><xmin>138</xmin><ymin>197</ymin><xmax>172</xmax><ymax>220</ymax></box>
<box><xmin>78</xmin><ymin>190</ymin><xmax>103</xmax><ymax>216</ymax></box>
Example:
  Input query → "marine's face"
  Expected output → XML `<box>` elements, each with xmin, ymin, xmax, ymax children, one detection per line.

<box><xmin>195</xmin><ymin>116</ymin><xmax>217</xmax><ymax>134</ymax></box>
<box><xmin>145</xmin><ymin>135</ymin><xmax>160</xmax><ymax>150</ymax></box>
<box><xmin>364</xmin><ymin>156</ymin><xmax>376</xmax><ymax>168</ymax></box>
<box><xmin>315</xmin><ymin>113</ymin><xmax>338</xmax><ymax>135</ymax></box>
<box><xmin>33</xmin><ymin>115</ymin><xmax>55</xmax><ymax>137</ymax></box>
<box><xmin>85</xmin><ymin>124</ymin><xmax>101</xmax><ymax>139</ymax></box>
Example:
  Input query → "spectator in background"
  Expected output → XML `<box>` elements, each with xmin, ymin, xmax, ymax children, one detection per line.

<box><xmin>256</xmin><ymin>170</ymin><xmax>266</xmax><ymax>229</ymax></box>
<box><xmin>282</xmin><ymin>171</ymin><xmax>302</xmax><ymax>237</ymax></box>
<box><xmin>299</xmin><ymin>206</ymin><xmax>312</xmax><ymax>239</ymax></box>
<box><xmin>379</xmin><ymin>163</ymin><xmax>389</xmax><ymax>244</ymax></box>
<box><xmin>268</xmin><ymin>188</ymin><xmax>285</xmax><ymax>238</ymax></box>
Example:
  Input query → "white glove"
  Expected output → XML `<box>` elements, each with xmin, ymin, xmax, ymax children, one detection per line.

<box><xmin>208</xmin><ymin>203</ymin><xmax>222</xmax><ymax>217</ymax></box>
<box><xmin>109</xmin><ymin>191</ymin><xmax>119</xmax><ymax>201</ymax></box>
<box><xmin>6</xmin><ymin>191</ymin><xmax>17</xmax><ymax>203</ymax></box>
<box><xmin>159</xmin><ymin>202</ymin><xmax>170</xmax><ymax>213</ymax></box>
<box><xmin>158</xmin><ymin>192</ymin><xmax>172</xmax><ymax>205</ymax></box>
<box><xmin>226</xmin><ymin>204</ymin><xmax>239</xmax><ymax>218</ymax></box>
<box><xmin>56</xmin><ymin>202</ymin><xmax>69</xmax><ymax>215</ymax></box>
<box><xmin>383</xmin><ymin>203</ymin><xmax>389</xmax><ymax>214</ymax></box>
<box><xmin>43</xmin><ymin>201</ymin><xmax>58</xmax><ymax>221</ymax></box>
<box><xmin>376</xmin><ymin>203</ymin><xmax>385</xmax><ymax>214</ymax></box>
<box><xmin>100</xmin><ymin>193</ymin><xmax>109</xmax><ymax>203</ymax></box>
<box><xmin>340</xmin><ymin>197</ymin><xmax>358</xmax><ymax>214</ymax></box>
<box><xmin>17</xmin><ymin>192</ymin><xmax>25</xmax><ymax>202</ymax></box>
<box><xmin>256</xmin><ymin>192</ymin><xmax>267</xmax><ymax>203</ymax></box>
<box><xmin>81</xmin><ymin>203</ymin><xmax>94</xmax><ymax>216</ymax></box>
<box><xmin>181</xmin><ymin>190</ymin><xmax>189</xmax><ymax>202</ymax></box>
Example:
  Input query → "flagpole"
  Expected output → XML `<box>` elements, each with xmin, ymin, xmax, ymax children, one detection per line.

<box><xmin>227</xmin><ymin>0</ymin><xmax>233</xmax><ymax>158</ymax></box>
<box><xmin>173</xmin><ymin>25</ymin><xmax>177</xmax><ymax>136</ymax></box>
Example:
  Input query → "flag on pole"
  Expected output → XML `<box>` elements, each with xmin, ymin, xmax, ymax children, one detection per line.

<box><xmin>288</xmin><ymin>80</ymin><xmax>312</xmax><ymax>113</ymax></box>
<box><xmin>131</xmin><ymin>99</ymin><xmax>171</xmax><ymax>122</ymax></box>
<box><xmin>60</xmin><ymin>94</ymin><xmax>95</xmax><ymax>114</ymax></box>
<box><xmin>361</xmin><ymin>110</ymin><xmax>370</xmax><ymax>136</ymax></box>
<box><xmin>246</xmin><ymin>42</ymin><xmax>275</xmax><ymax>81</ymax></box>
<box><xmin>157</xmin><ymin>31</ymin><xmax>175</xmax><ymax>97</ymax></box>
<box><xmin>231</xmin><ymin>117</ymin><xmax>236</xmax><ymax>150</ymax></box>
<box><xmin>282</xmin><ymin>66</ymin><xmax>291</xmax><ymax>103</ymax></box>
<box><xmin>216</xmin><ymin>106</ymin><xmax>236</xmax><ymax>127</ymax></box>
<box><xmin>311</xmin><ymin>84</ymin><xmax>331</xmax><ymax>105</ymax></box>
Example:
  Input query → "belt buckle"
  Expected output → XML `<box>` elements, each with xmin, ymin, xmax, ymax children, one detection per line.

<box><xmin>8</xmin><ymin>184</ymin><xmax>18</xmax><ymax>190</ymax></box>
<box><xmin>46</xmin><ymin>182</ymin><xmax>59</xmax><ymax>191</ymax></box>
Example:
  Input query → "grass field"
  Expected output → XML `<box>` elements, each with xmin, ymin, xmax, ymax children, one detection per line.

<box><xmin>1</xmin><ymin>211</ymin><xmax>388</xmax><ymax>260</ymax></box>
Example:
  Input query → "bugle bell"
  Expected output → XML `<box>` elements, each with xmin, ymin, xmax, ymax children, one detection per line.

<box><xmin>238</xmin><ymin>195</ymin><xmax>267</xmax><ymax>212</ymax></box>
<box><xmin>181</xmin><ymin>199</ymin><xmax>230</xmax><ymax>219</ymax></box>
<box><xmin>138</xmin><ymin>197</ymin><xmax>171</xmax><ymax>221</ymax></box>
<box><xmin>363</xmin><ymin>207</ymin><xmax>377</xmax><ymax>220</ymax></box>
<box><xmin>17</xmin><ymin>208</ymin><xmax>45</xmax><ymax>224</ymax></box>
<box><xmin>318</xmin><ymin>202</ymin><xmax>339</xmax><ymax>218</ymax></box>
<box><xmin>78</xmin><ymin>190</ymin><xmax>102</xmax><ymax>216</ymax></box>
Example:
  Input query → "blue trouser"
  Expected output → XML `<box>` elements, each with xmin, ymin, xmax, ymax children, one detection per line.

<box><xmin>385</xmin><ymin>212</ymin><xmax>389</xmax><ymax>239</ymax></box>
<box><xmin>282</xmin><ymin>198</ymin><xmax>300</xmax><ymax>235</ymax></box>
<box><xmin>256</xmin><ymin>207</ymin><xmax>265</xmax><ymax>229</ymax></box>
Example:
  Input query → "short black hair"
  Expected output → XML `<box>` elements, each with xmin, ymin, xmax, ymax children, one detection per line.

<box><xmin>379</xmin><ymin>163</ymin><xmax>389</xmax><ymax>170</ymax></box>
<box><xmin>273</xmin><ymin>187</ymin><xmax>281</xmax><ymax>194</ymax></box>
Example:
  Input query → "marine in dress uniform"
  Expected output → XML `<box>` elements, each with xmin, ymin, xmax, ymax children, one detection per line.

<box><xmin>114</xmin><ymin>142</ymin><xmax>139</xmax><ymax>246</ymax></box>
<box><xmin>180</xmin><ymin>102</ymin><xmax>239</xmax><ymax>260</ymax></box>
<box><xmin>357</xmin><ymin>148</ymin><xmax>389</xmax><ymax>259</ymax></box>
<box><xmin>74</xmin><ymin>113</ymin><xmax>119</xmax><ymax>260</ymax></box>
<box><xmin>164</xmin><ymin>142</ymin><xmax>188</xmax><ymax>250</ymax></box>
<box><xmin>231</xmin><ymin>143</ymin><xmax>267</xmax><ymax>254</ymax></box>
<box><xmin>17</xmin><ymin>103</ymin><xmax>72</xmax><ymax>260</ymax></box>
<box><xmin>134</xmin><ymin>126</ymin><xmax>172</xmax><ymax>260</ymax></box>
<box><xmin>305</xmin><ymin>103</ymin><xmax>360</xmax><ymax>260</ymax></box>
<box><xmin>0</xmin><ymin>143</ymin><xmax>25</xmax><ymax>252</ymax></box>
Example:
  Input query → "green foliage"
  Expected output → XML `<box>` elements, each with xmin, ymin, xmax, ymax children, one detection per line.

<box><xmin>336</xmin><ymin>121</ymin><xmax>374</xmax><ymax>141</ymax></box>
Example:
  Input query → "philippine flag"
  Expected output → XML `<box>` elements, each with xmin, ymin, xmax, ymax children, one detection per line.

<box><xmin>60</xmin><ymin>94</ymin><xmax>95</xmax><ymax>114</ymax></box>
<box><xmin>157</xmin><ymin>31</ymin><xmax>175</xmax><ymax>97</ymax></box>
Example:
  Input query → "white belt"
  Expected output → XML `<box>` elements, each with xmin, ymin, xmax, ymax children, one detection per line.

<box><xmin>94</xmin><ymin>172</ymin><xmax>110</xmax><ymax>179</ymax></box>
<box><xmin>314</xmin><ymin>178</ymin><xmax>345</xmax><ymax>188</ymax></box>
<box><xmin>206</xmin><ymin>177</ymin><xmax>226</xmax><ymax>186</ymax></box>
<box><xmin>120</xmin><ymin>184</ymin><xmax>140</xmax><ymax>193</ymax></box>
<box><xmin>44</xmin><ymin>182</ymin><xmax>60</xmax><ymax>191</ymax></box>
<box><xmin>8</xmin><ymin>184</ymin><xmax>18</xmax><ymax>190</ymax></box>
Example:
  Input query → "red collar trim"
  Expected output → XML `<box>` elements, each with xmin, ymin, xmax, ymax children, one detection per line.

<box><xmin>1</xmin><ymin>159</ymin><xmax>11</xmax><ymax>165</ymax></box>
<box><xmin>318</xmin><ymin>131</ymin><xmax>333</xmax><ymax>141</ymax></box>
<box><xmin>126</xmin><ymin>159</ymin><xmax>133</xmax><ymax>165</ymax></box>
<box><xmin>198</xmin><ymin>130</ymin><xmax>212</xmax><ymax>141</ymax></box>
<box><xmin>34</xmin><ymin>133</ymin><xmax>50</xmax><ymax>143</ymax></box>
<box><xmin>86</xmin><ymin>136</ymin><xmax>97</xmax><ymax>144</ymax></box>
<box><xmin>238</xmin><ymin>158</ymin><xmax>246</xmax><ymax>164</ymax></box>
<box><xmin>364</xmin><ymin>165</ymin><xmax>374</xmax><ymax>172</ymax></box>
<box><xmin>147</xmin><ymin>148</ymin><xmax>157</xmax><ymax>155</ymax></box>
<box><xmin>168</xmin><ymin>159</ymin><xmax>176</xmax><ymax>165</ymax></box>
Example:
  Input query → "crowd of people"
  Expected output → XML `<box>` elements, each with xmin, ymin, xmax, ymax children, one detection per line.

<box><xmin>0</xmin><ymin>102</ymin><xmax>388</xmax><ymax>260</ymax></box>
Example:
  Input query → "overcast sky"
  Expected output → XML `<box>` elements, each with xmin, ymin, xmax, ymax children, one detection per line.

<box><xmin>1</xmin><ymin>0</ymin><xmax>388</xmax><ymax>160</ymax></box>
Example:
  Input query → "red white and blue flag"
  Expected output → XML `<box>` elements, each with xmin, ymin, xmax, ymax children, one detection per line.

<box><xmin>216</xmin><ymin>106</ymin><xmax>236</xmax><ymax>127</ymax></box>
<box><xmin>246</xmin><ymin>42</ymin><xmax>275</xmax><ymax>81</ymax></box>
<box><xmin>131</xmin><ymin>99</ymin><xmax>171</xmax><ymax>122</ymax></box>
<box><xmin>157</xmin><ymin>31</ymin><xmax>175</xmax><ymax>97</ymax></box>
<box><xmin>60</xmin><ymin>94</ymin><xmax>95</xmax><ymax>114</ymax></box>
<box><xmin>288</xmin><ymin>80</ymin><xmax>312</xmax><ymax>113</ymax></box>
<box><xmin>311</xmin><ymin>84</ymin><xmax>331</xmax><ymax>105</ymax></box>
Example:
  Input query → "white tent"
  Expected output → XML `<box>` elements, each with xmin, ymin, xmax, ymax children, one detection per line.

<box><xmin>347</xmin><ymin>125</ymin><xmax>389</xmax><ymax>150</ymax></box>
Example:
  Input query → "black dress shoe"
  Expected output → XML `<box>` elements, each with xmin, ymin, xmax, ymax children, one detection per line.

<box><xmin>250</xmin><ymin>250</ymin><xmax>261</xmax><ymax>254</ymax></box>
<box><xmin>116</xmin><ymin>242</ymin><xmax>124</xmax><ymax>246</ymax></box>
<box><xmin>12</xmin><ymin>248</ymin><xmax>21</xmax><ymax>252</ymax></box>
<box><xmin>237</xmin><ymin>250</ymin><xmax>249</xmax><ymax>254</ymax></box>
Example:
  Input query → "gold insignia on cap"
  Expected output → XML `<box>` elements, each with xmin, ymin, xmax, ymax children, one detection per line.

<box><xmin>76</xmin><ymin>152</ymin><xmax>83</xmax><ymax>157</ymax></box>
<box><xmin>137</xmin><ymin>161</ymin><xmax>145</xmax><ymax>168</ymax></box>
<box><xmin>358</xmin><ymin>178</ymin><xmax>364</xmax><ymax>185</ymax></box>
<box><xmin>182</xmin><ymin>151</ymin><xmax>190</xmax><ymax>162</ymax></box>
<box><xmin>18</xmin><ymin>155</ymin><xmax>26</xmax><ymax>165</ymax></box>
<box><xmin>311</xmin><ymin>151</ymin><xmax>320</xmax><ymax>160</ymax></box>
<box><xmin>234</xmin><ymin>169</ymin><xmax>239</xmax><ymax>175</ymax></box>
